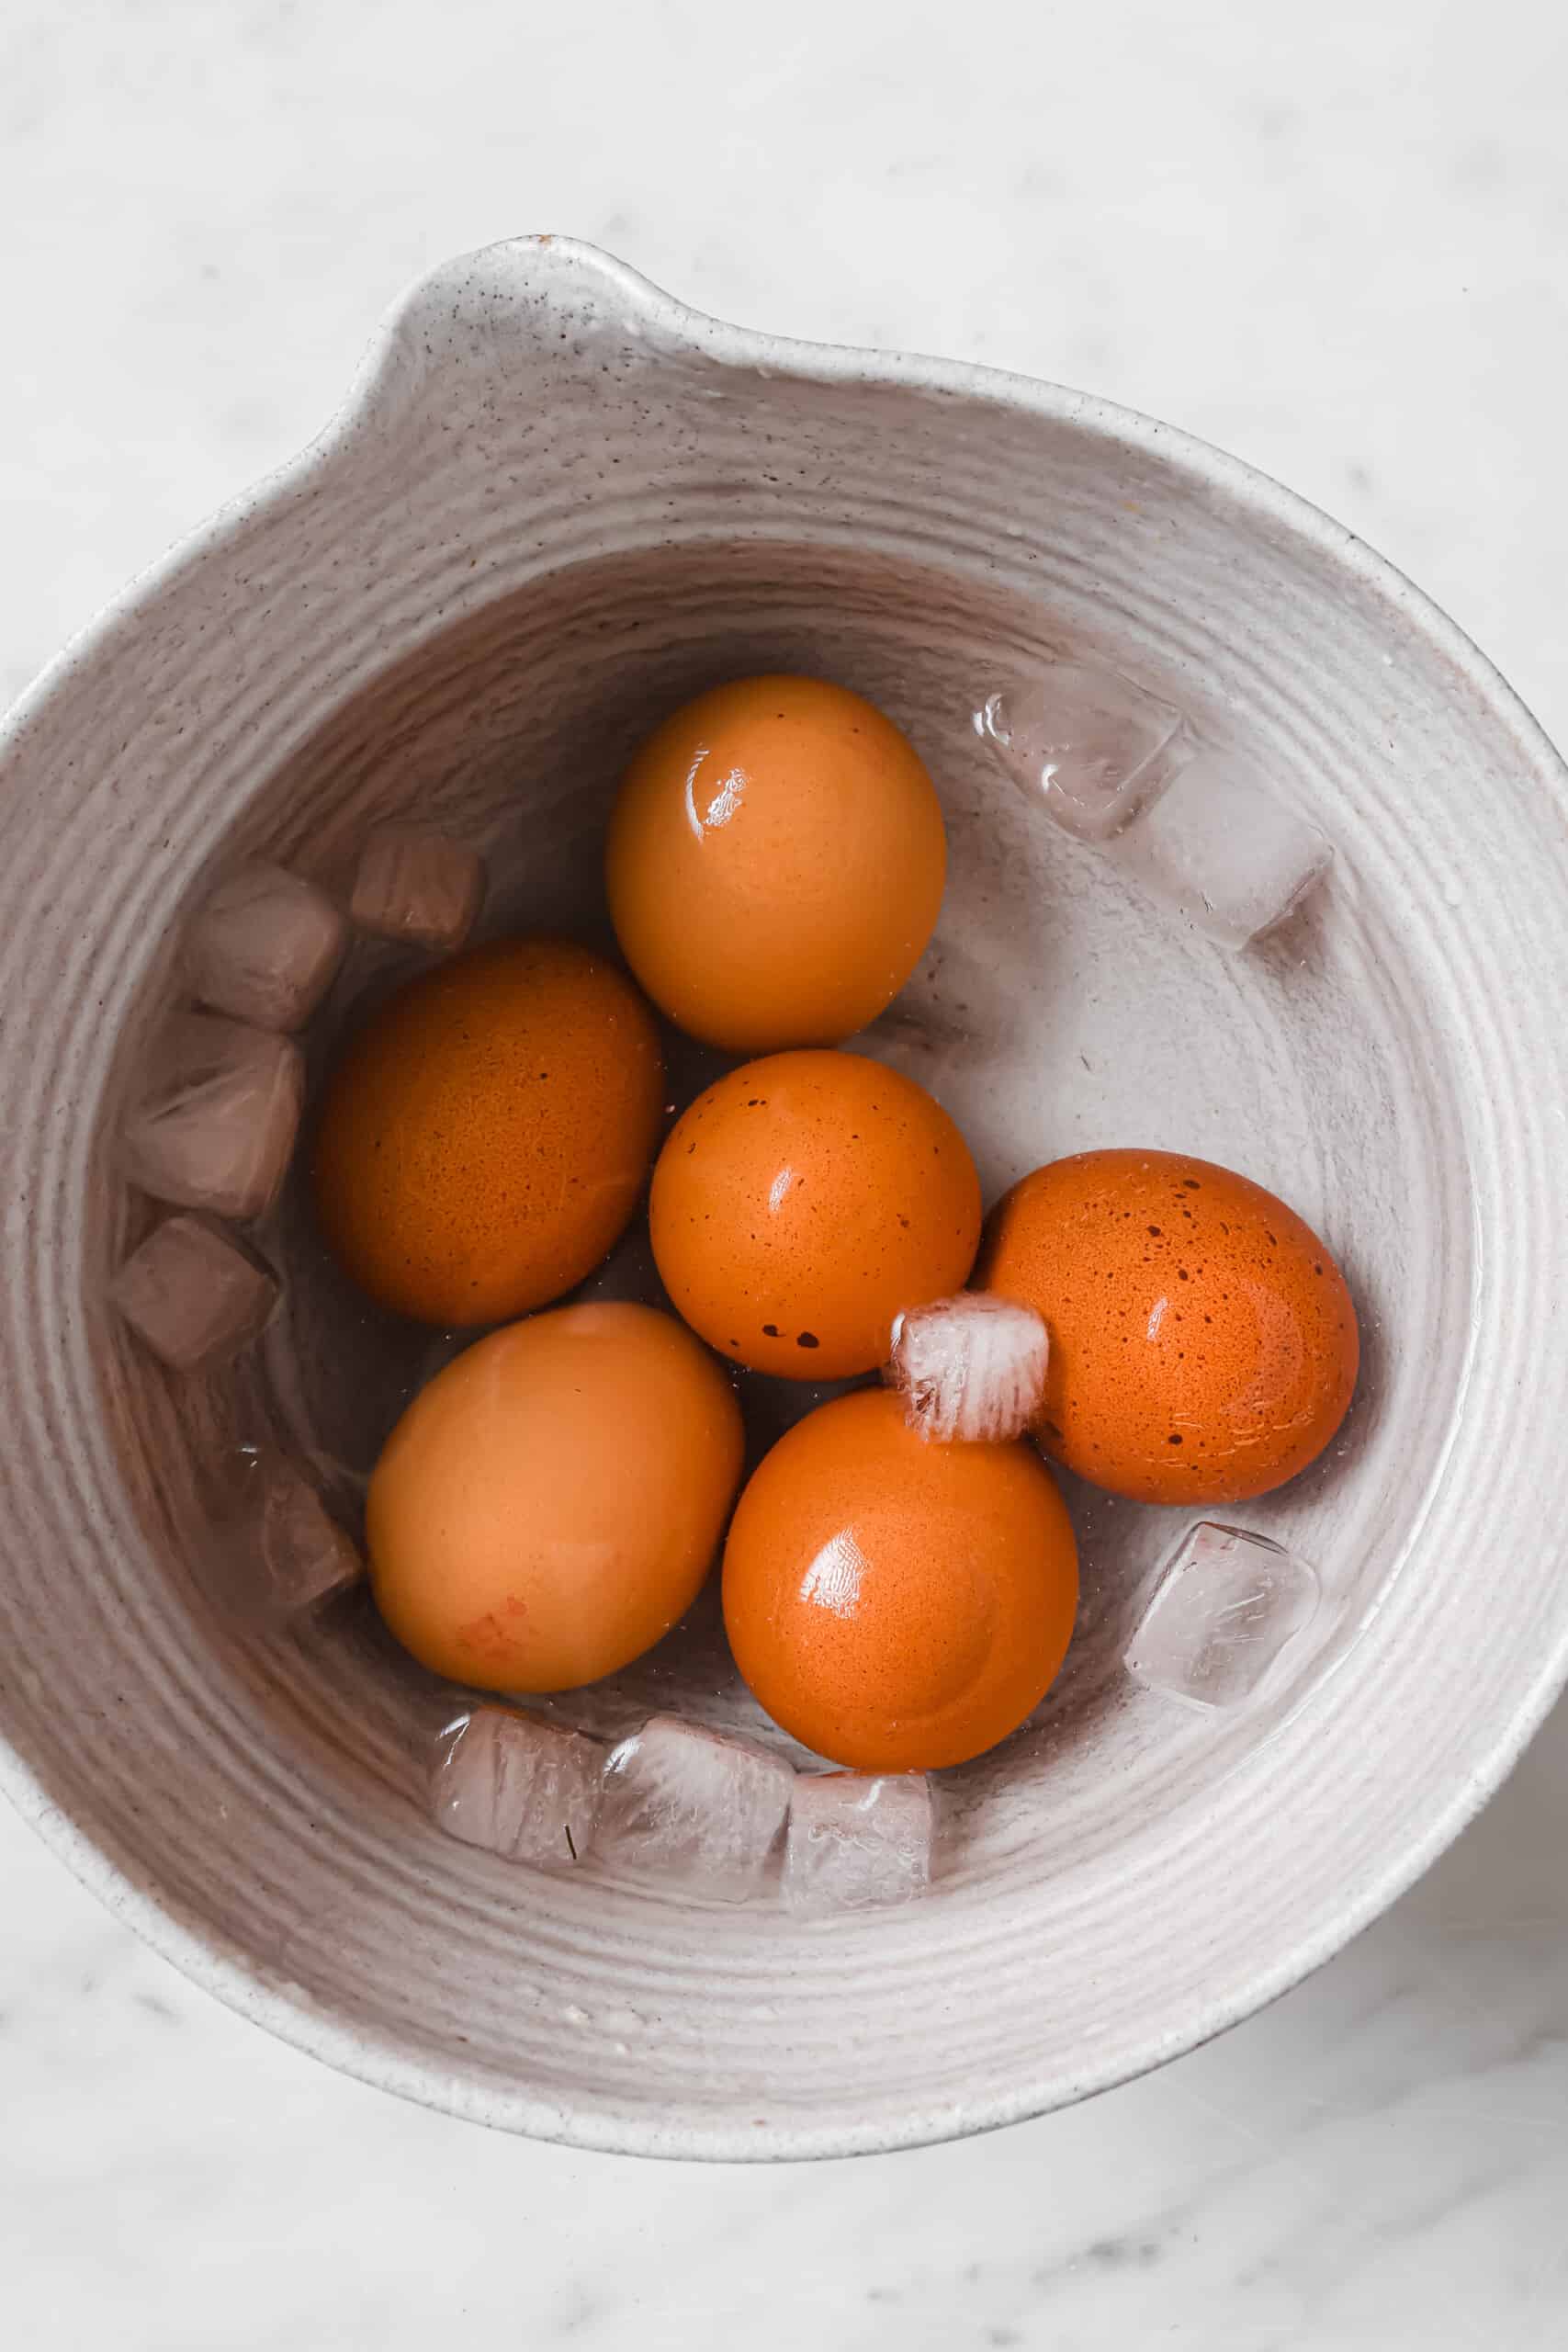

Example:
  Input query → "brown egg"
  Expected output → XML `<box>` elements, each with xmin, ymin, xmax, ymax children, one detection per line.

<box><xmin>723</xmin><ymin>1388</ymin><xmax>1078</xmax><ymax>1771</ymax></box>
<box><xmin>649</xmin><ymin>1049</ymin><xmax>982</xmax><ymax>1381</ymax></box>
<box><xmin>367</xmin><ymin>1303</ymin><xmax>745</xmax><ymax>1690</ymax></box>
<box><xmin>977</xmin><ymin>1148</ymin><xmax>1359</xmax><ymax>1504</ymax></box>
<box><xmin>312</xmin><ymin>937</ymin><xmax>662</xmax><ymax>1327</ymax></box>
<box><xmin>604</xmin><ymin>674</ymin><xmax>947</xmax><ymax>1052</ymax></box>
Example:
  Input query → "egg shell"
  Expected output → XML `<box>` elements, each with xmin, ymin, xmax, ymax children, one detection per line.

<box><xmin>605</xmin><ymin>673</ymin><xmax>947</xmax><ymax>1052</ymax></box>
<box><xmin>312</xmin><ymin>936</ymin><xmax>663</xmax><ymax>1328</ymax></box>
<box><xmin>977</xmin><ymin>1148</ymin><xmax>1359</xmax><ymax>1504</ymax></box>
<box><xmin>723</xmin><ymin>1387</ymin><xmax>1079</xmax><ymax>1772</ymax></box>
<box><xmin>367</xmin><ymin>1302</ymin><xmax>745</xmax><ymax>1691</ymax></box>
<box><xmin>649</xmin><ymin>1048</ymin><xmax>983</xmax><ymax>1381</ymax></box>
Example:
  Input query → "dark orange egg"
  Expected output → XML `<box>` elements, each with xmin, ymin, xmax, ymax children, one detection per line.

<box><xmin>977</xmin><ymin>1148</ymin><xmax>1359</xmax><ymax>1504</ymax></box>
<box><xmin>649</xmin><ymin>1049</ymin><xmax>983</xmax><ymax>1380</ymax></box>
<box><xmin>723</xmin><ymin>1387</ymin><xmax>1079</xmax><ymax>1771</ymax></box>
<box><xmin>313</xmin><ymin>937</ymin><xmax>663</xmax><ymax>1327</ymax></box>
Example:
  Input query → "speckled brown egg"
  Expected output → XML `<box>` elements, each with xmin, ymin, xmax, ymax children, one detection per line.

<box><xmin>977</xmin><ymin>1148</ymin><xmax>1359</xmax><ymax>1504</ymax></box>
<box><xmin>649</xmin><ymin>1049</ymin><xmax>982</xmax><ymax>1380</ymax></box>
<box><xmin>313</xmin><ymin>937</ymin><xmax>663</xmax><ymax>1327</ymax></box>
<box><xmin>723</xmin><ymin>1387</ymin><xmax>1078</xmax><ymax>1770</ymax></box>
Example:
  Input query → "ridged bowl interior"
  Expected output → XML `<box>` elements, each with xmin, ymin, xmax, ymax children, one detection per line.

<box><xmin>1</xmin><ymin>240</ymin><xmax>1565</xmax><ymax>2158</ymax></box>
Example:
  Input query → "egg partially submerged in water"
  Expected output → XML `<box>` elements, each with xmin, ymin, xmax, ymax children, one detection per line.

<box><xmin>606</xmin><ymin>674</ymin><xmax>947</xmax><ymax>1053</ymax></box>
<box><xmin>367</xmin><ymin>1303</ymin><xmax>745</xmax><ymax>1691</ymax></box>
<box><xmin>978</xmin><ymin>1148</ymin><xmax>1359</xmax><ymax>1504</ymax></box>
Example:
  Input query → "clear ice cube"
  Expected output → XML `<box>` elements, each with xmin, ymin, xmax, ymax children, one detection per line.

<box><xmin>976</xmin><ymin>663</ymin><xmax>1192</xmax><ymax>842</ymax></box>
<box><xmin>1124</xmin><ymin>1521</ymin><xmax>1321</xmax><ymax>1712</ymax></box>
<box><xmin>887</xmin><ymin>1293</ymin><xmax>1048</xmax><ymax>1443</ymax></box>
<box><xmin>596</xmin><ymin>1713</ymin><xmax>795</xmax><ymax>1902</ymax></box>
<box><xmin>215</xmin><ymin>1451</ymin><xmax>364</xmax><ymax>1623</ymax></box>
<box><xmin>121</xmin><ymin>1012</ymin><xmax>304</xmax><ymax>1220</ymax></box>
<box><xmin>184</xmin><ymin>861</ymin><xmax>348</xmax><ymax>1032</ymax></box>
<box><xmin>784</xmin><ymin>1772</ymin><xmax>934</xmax><ymax>1915</ymax></box>
<box><xmin>1117</xmin><ymin>752</ymin><xmax>1334</xmax><ymax>948</ymax></box>
<box><xmin>110</xmin><ymin>1214</ymin><xmax>279</xmax><ymax>1371</ymax></box>
<box><xmin>433</xmin><ymin>1707</ymin><xmax>604</xmax><ymax>1869</ymax></box>
<box><xmin>349</xmin><ymin>826</ymin><xmax>486</xmax><ymax>952</ymax></box>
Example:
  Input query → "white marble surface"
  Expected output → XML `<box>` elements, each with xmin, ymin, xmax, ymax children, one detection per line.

<box><xmin>4</xmin><ymin>4</ymin><xmax>1568</xmax><ymax>2344</ymax></box>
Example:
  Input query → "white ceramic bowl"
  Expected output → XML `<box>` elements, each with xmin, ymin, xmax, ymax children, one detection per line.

<box><xmin>2</xmin><ymin>238</ymin><xmax>1566</xmax><ymax>2159</ymax></box>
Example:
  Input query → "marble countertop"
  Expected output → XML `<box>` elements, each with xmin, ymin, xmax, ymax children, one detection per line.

<box><xmin>5</xmin><ymin>5</ymin><xmax>1567</xmax><ymax>2345</ymax></box>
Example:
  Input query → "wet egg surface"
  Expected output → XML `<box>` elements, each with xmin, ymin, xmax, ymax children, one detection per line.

<box><xmin>978</xmin><ymin>1148</ymin><xmax>1359</xmax><ymax>1504</ymax></box>
<box><xmin>312</xmin><ymin>936</ymin><xmax>663</xmax><ymax>1327</ymax></box>
<box><xmin>367</xmin><ymin>1302</ymin><xmax>745</xmax><ymax>1691</ymax></box>
<box><xmin>649</xmin><ymin>1049</ymin><xmax>983</xmax><ymax>1381</ymax></box>
<box><xmin>723</xmin><ymin>1387</ymin><xmax>1079</xmax><ymax>1771</ymax></box>
<box><xmin>605</xmin><ymin>673</ymin><xmax>947</xmax><ymax>1052</ymax></box>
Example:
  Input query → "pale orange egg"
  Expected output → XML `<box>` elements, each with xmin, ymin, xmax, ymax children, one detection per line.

<box><xmin>723</xmin><ymin>1388</ymin><xmax>1079</xmax><ymax>1771</ymax></box>
<box><xmin>977</xmin><ymin>1148</ymin><xmax>1359</xmax><ymax>1504</ymax></box>
<box><xmin>367</xmin><ymin>1303</ymin><xmax>745</xmax><ymax>1691</ymax></box>
<box><xmin>605</xmin><ymin>674</ymin><xmax>947</xmax><ymax>1052</ymax></box>
<box><xmin>312</xmin><ymin>937</ymin><xmax>663</xmax><ymax>1328</ymax></box>
<box><xmin>649</xmin><ymin>1049</ymin><xmax>982</xmax><ymax>1380</ymax></box>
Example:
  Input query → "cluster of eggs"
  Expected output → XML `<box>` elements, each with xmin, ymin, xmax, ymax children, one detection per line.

<box><xmin>314</xmin><ymin>676</ymin><xmax>1359</xmax><ymax>1775</ymax></box>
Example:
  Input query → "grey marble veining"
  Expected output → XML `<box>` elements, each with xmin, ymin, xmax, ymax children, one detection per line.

<box><xmin>4</xmin><ymin>1</ymin><xmax>1567</xmax><ymax>2342</ymax></box>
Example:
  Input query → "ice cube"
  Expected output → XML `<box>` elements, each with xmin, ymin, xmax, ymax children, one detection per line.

<box><xmin>887</xmin><ymin>1293</ymin><xmax>1048</xmax><ymax>1443</ymax></box>
<box><xmin>349</xmin><ymin>826</ymin><xmax>486</xmax><ymax>952</ymax></box>
<box><xmin>110</xmin><ymin>1214</ymin><xmax>278</xmax><ymax>1371</ymax></box>
<box><xmin>121</xmin><ymin>1012</ymin><xmax>304</xmax><ymax>1220</ymax></box>
<box><xmin>245</xmin><ymin>1448</ymin><xmax>364</xmax><ymax>1618</ymax></box>
<box><xmin>596</xmin><ymin>1714</ymin><xmax>795</xmax><ymax>1901</ymax></box>
<box><xmin>1116</xmin><ymin>752</ymin><xmax>1334</xmax><ymax>948</ymax></box>
<box><xmin>783</xmin><ymin>1771</ymin><xmax>934</xmax><ymax>1915</ymax></box>
<box><xmin>184</xmin><ymin>861</ymin><xmax>348</xmax><ymax>1031</ymax></box>
<box><xmin>1124</xmin><ymin>1521</ymin><xmax>1321</xmax><ymax>1711</ymax></box>
<box><xmin>433</xmin><ymin>1707</ymin><xmax>604</xmax><ymax>1869</ymax></box>
<box><xmin>976</xmin><ymin>662</ymin><xmax>1193</xmax><ymax>842</ymax></box>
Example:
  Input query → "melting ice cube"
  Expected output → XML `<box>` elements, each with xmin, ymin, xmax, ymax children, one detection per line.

<box><xmin>350</xmin><ymin>826</ymin><xmax>486</xmax><ymax>953</ymax></box>
<box><xmin>887</xmin><ymin>1293</ymin><xmax>1048</xmax><ymax>1443</ymax></box>
<box><xmin>976</xmin><ymin>659</ymin><xmax>1333</xmax><ymax>946</ymax></box>
<box><xmin>1118</xmin><ymin>752</ymin><xmax>1334</xmax><ymax>948</ymax></box>
<box><xmin>121</xmin><ymin>1012</ymin><xmax>304</xmax><ymax>1221</ymax></box>
<box><xmin>1125</xmin><ymin>1521</ymin><xmax>1321</xmax><ymax>1712</ymax></box>
<box><xmin>976</xmin><ymin>664</ymin><xmax>1192</xmax><ymax>842</ymax></box>
<box><xmin>185</xmin><ymin>862</ymin><xmax>348</xmax><ymax>1031</ymax></box>
<box><xmin>110</xmin><ymin>1214</ymin><xmax>278</xmax><ymax>1371</ymax></box>
<box><xmin>433</xmin><ymin>1707</ymin><xmax>604</xmax><ymax>1869</ymax></box>
<box><xmin>784</xmin><ymin>1772</ymin><xmax>934</xmax><ymax>1914</ymax></box>
<box><xmin>596</xmin><ymin>1714</ymin><xmax>795</xmax><ymax>1901</ymax></box>
<box><xmin>216</xmin><ymin>1452</ymin><xmax>364</xmax><ymax>1623</ymax></box>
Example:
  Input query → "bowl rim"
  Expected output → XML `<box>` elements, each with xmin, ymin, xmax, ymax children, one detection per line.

<box><xmin>5</xmin><ymin>233</ymin><xmax>1568</xmax><ymax>2163</ymax></box>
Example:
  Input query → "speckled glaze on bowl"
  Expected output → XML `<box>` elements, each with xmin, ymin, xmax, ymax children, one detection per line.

<box><xmin>2</xmin><ymin>237</ymin><xmax>1566</xmax><ymax>2161</ymax></box>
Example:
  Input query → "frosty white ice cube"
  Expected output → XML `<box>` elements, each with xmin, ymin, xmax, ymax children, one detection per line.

<box><xmin>976</xmin><ymin>663</ymin><xmax>1192</xmax><ymax>842</ymax></box>
<box><xmin>349</xmin><ymin>825</ymin><xmax>486</xmax><ymax>952</ymax></box>
<box><xmin>215</xmin><ymin>1452</ymin><xmax>364</xmax><ymax>1623</ymax></box>
<box><xmin>121</xmin><ymin>1012</ymin><xmax>304</xmax><ymax>1220</ymax></box>
<box><xmin>597</xmin><ymin>1714</ymin><xmax>795</xmax><ymax>1901</ymax></box>
<box><xmin>1118</xmin><ymin>752</ymin><xmax>1333</xmax><ymax>948</ymax></box>
<box><xmin>784</xmin><ymin>1772</ymin><xmax>934</xmax><ymax>1914</ymax></box>
<box><xmin>1125</xmin><ymin>1521</ymin><xmax>1321</xmax><ymax>1711</ymax></box>
<box><xmin>433</xmin><ymin>1707</ymin><xmax>604</xmax><ymax>1869</ymax></box>
<box><xmin>888</xmin><ymin>1293</ymin><xmax>1048</xmax><ymax>1443</ymax></box>
<box><xmin>110</xmin><ymin>1214</ymin><xmax>278</xmax><ymax>1371</ymax></box>
<box><xmin>185</xmin><ymin>861</ymin><xmax>348</xmax><ymax>1031</ymax></box>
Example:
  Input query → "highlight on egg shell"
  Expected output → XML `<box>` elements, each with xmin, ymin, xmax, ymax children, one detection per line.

<box><xmin>367</xmin><ymin>1302</ymin><xmax>746</xmax><ymax>1692</ymax></box>
<box><xmin>723</xmin><ymin>1387</ymin><xmax>1079</xmax><ymax>1772</ymax></box>
<box><xmin>976</xmin><ymin>1148</ymin><xmax>1359</xmax><ymax>1504</ymax></box>
<box><xmin>649</xmin><ymin>1047</ymin><xmax>984</xmax><ymax>1381</ymax></box>
<box><xmin>604</xmin><ymin>673</ymin><xmax>947</xmax><ymax>1053</ymax></box>
<box><xmin>312</xmin><ymin>935</ymin><xmax>664</xmax><ymax>1328</ymax></box>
